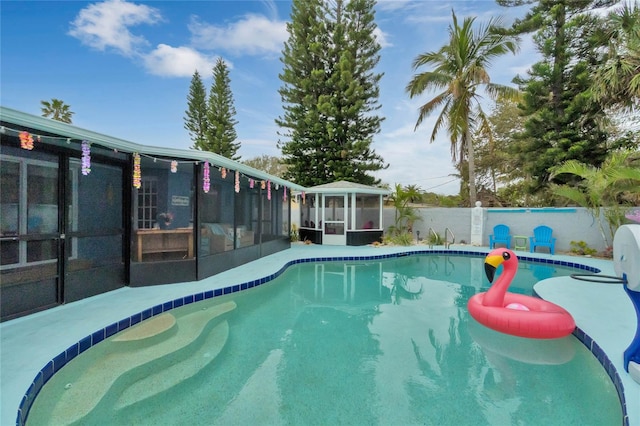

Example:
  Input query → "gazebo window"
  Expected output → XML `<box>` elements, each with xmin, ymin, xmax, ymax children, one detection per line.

<box><xmin>355</xmin><ymin>194</ymin><xmax>380</xmax><ymax>229</ymax></box>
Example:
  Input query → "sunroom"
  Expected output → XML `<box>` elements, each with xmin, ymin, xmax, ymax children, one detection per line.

<box><xmin>0</xmin><ymin>106</ymin><xmax>304</xmax><ymax>321</ymax></box>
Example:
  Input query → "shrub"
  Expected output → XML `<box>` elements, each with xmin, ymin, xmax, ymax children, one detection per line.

<box><xmin>383</xmin><ymin>232</ymin><xmax>414</xmax><ymax>246</ymax></box>
<box><xmin>570</xmin><ymin>240</ymin><xmax>597</xmax><ymax>256</ymax></box>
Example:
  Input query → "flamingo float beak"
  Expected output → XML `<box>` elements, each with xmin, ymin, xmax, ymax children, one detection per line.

<box><xmin>484</xmin><ymin>253</ymin><xmax>506</xmax><ymax>283</ymax></box>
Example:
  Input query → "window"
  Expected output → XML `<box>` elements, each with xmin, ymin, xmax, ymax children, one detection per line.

<box><xmin>133</xmin><ymin>156</ymin><xmax>195</xmax><ymax>262</ymax></box>
<box><xmin>137</xmin><ymin>178</ymin><xmax>158</xmax><ymax>229</ymax></box>
<box><xmin>355</xmin><ymin>194</ymin><xmax>380</xmax><ymax>229</ymax></box>
<box><xmin>1</xmin><ymin>152</ymin><xmax>59</xmax><ymax>268</ymax></box>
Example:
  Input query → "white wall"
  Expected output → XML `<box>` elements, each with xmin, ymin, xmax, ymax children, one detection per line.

<box><xmin>382</xmin><ymin>206</ymin><xmax>628</xmax><ymax>253</ymax></box>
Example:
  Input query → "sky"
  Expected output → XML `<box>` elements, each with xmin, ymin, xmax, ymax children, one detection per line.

<box><xmin>1</xmin><ymin>0</ymin><xmax>539</xmax><ymax>195</ymax></box>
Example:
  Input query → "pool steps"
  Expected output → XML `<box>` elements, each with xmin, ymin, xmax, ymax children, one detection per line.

<box><xmin>114</xmin><ymin>320</ymin><xmax>229</xmax><ymax>410</ymax></box>
<box><xmin>112</xmin><ymin>312</ymin><xmax>176</xmax><ymax>342</ymax></box>
<box><xmin>46</xmin><ymin>301</ymin><xmax>235</xmax><ymax>424</ymax></box>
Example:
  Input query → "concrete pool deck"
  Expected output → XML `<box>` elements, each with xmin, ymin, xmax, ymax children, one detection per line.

<box><xmin>1</xmin><ymin>244</ymin><xmax>638</xmax><ymax>425</ymax></box>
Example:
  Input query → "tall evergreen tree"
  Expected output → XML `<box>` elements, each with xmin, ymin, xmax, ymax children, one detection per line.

<box><xmin>184</xmin><ymin>70</ymin><xmax>208</xmax><ymax>150</ymax></box>
<box><xmin>277</xmin><ymin>0</ymin><xmax>386</xmax><ymax>186</ymax></box>
<box><xmin>497</xmin><ymin>0</ymin><xmax>616</xmax><ymax>196</ymax></box>
<box><xmin>40</xmin><ymin>98</ymin><xmax>74</xmax><ymax>123</ymax></box>
<box><xmin>207</xmin><ymin>58</ymin><xmax>241</xmax><ymax>160</ymax></box>
<box><xmin>277</xmin><ymin>0</ymin><xmax>328</xmax><ymax>186</ymax></box>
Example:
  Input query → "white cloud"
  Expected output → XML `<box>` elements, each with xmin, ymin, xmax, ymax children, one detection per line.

<box><xmin>68</xmin><ymin>0</ymin><xmax>162</xmax><ymax>56</ymax></box>
<box><xmin>260</xmin><ymin>0</ymin><xmax>279</xmax><ymax>20</ymax></box>
<box><xmin>373</xmin><ymin>27</ymin><xmax>392</xmax><ymax>48</ymax></box>
<box><xmin>374</xmin><ymin>96</ymin><xmax>460</xmax><ymax>193</ymax></box>
<box><xmin>188</xmin><ymin>15</ymin><xmax>288</xmax><ymax>55</ymax></box>
<box><xmin>142</xmin><ymin>44</ymin><xmax>218</xmax><ymax>77</ymax></box>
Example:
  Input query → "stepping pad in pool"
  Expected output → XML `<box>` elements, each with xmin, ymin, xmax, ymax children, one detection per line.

<box><xmin>47</xmin><ymin>301</ymin><xmax>236</xmax><ymax>425</ymax></box>
<box><xmin>112</xmin><ymin>312</ymin><xmax>176</xmax><ymax>342</ymax></box>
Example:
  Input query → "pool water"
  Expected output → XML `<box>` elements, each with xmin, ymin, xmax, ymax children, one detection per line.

<box><xmin>27</xmin><ymin>254</ymin><xmax>622</xmax><ymax>425</ymax></box>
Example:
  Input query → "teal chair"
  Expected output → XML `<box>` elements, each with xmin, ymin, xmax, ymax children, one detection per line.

<box><xmin>489</xmin><ymin>224</ymin><xmax>511</xmax><ymax>249</ymax></box>
<box><xmin>530</xmin><ymin>225</ymin><xmax>556</xmax><ymax>255</ymax></box>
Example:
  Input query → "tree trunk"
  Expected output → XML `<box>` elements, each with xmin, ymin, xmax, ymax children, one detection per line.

<box><xmin>466</xmin><ymin>129</ymin><xmax>477</xmax><ymax>205</ymax></box>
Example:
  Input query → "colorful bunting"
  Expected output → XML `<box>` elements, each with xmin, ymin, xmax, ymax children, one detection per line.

<box><xmin>81</xmin><ymin>141</ymin><xmax>91</xmax><ymax>175</ymax></box>
<box><xmin>19</xmin><ymin>131</ymin><xmax>34</xmax><ymax>150</ymax></box>
<box><xmin>133</xmin><ymin>153</ymin><xmax>141</xmax><ymax>188</ymax></box>
<box><xmin>203</xmin><ymin>162</ymin><xmax>210</xmax><ymax>193</ymax></box>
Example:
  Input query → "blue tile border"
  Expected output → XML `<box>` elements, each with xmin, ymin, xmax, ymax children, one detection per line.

<box><xmin>17</xmin><ymin>249</ymin><xmax>622</xmax><ymax>426</ymax></box>
<box><xmin>573</xmin><ymin>326</ymin><xmax>629</xmax><ymax>426</ymax></box>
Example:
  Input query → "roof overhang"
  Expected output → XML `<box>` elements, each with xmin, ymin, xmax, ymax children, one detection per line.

<box><xmin>293</xmin><ymin>180</ymin><xmax>390</xmax><ymax>195</ymax></box>
<box><xmin>0</xmin><ymin>106</ymin><xmax>306</xmax><ymax>192</ymax></box>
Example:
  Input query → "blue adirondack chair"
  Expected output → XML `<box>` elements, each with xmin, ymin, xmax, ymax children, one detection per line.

<box><xmin>489</xmin><ymin>224</ymin><xmax>511</xmax><ymax>249</ymax></box>
<box><xmin>529</xmin><ymin>225</ymin><xmax>556</xmax><ymax>255</ymax></box>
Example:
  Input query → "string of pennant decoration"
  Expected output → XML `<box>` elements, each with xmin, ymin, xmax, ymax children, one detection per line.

<box><xmin>133</xmin><ymin>153</ymin><xmax>141</xmax><ymax>188</ymax></box>
<box><xmin>203</xmin><ymin>162</ymin><xmax>210</xmax><ymax>193</ymax></box>
<box><xmin>81</xmin><ymin>141</ymin><xmax>91</xmax><ymax>175</ymax></box>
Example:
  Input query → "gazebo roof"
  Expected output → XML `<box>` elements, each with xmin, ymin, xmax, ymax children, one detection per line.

<box><xmin>300</xmin><ymin>180</ymin><xmax>390</xmax><ymax>195</ymax></box>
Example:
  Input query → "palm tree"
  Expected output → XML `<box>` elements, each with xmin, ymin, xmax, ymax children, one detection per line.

<box><xmin>387</xmin><ymin>183</ymin><xmax>422</xmax><ymax>238</ymax></box>
<box><xmin>406</xmin><ymin>11</ymin><xmax>519</xmax><ymax>205</ymax></box>
<box><xmin>550</xmin><ymin>150</ymin><xmax>640</xmax><ymax>247</ymax></box>
<box><xmin>40</xmin><ymin>98</ymin><xmax>74</xmax><ymax>123</ymax></box>
<box><xmin>591</xmin><ymin>3</ymin><xmax>640</xmax><ymax>109</ymax></box>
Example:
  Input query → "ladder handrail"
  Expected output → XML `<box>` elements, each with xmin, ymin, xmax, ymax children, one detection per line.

<box><xmin>444</xmin><ymin>227</ymin><xmax>455</xmax><ymax>249</ymax></box>
<box><xmin>427</xmin><ymin>227</ymin><xmax>438</xmax><ymax>249</ymax></box>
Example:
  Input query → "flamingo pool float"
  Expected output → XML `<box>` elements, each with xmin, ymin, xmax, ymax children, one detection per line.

<box><xmin>626</xmin><ymin>209</ymin><xmax>640</xmax><ymax>223</ymax></box>
<box><xmin>467</xmin><ymin>248</ymin><xmax>576</xmax><ymax>339</ymax></box>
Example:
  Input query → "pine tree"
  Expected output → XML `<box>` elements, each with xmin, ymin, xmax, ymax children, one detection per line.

<box><xmin>207</xmin><ymin>58</ymin><xmax>240</xmax><ymax>160</ymax></box>
<box><xmin>184</xmin><ymin>70</ymin><xmax>208</xmax><ymax>150</ymax></box>
<box><xmin>277</xmin><ymin>0</ymin><xmax>386</xmax><ymax>186</ymax></box>
<box><xmin>497</xmin><ymin>0</ymin><xmax>615</xmax><ymax>195</ymax></box>
<box><xmin>277</xmin><ymin>0</ymin><xmax>331</xmax><ymax>186</ymax></box>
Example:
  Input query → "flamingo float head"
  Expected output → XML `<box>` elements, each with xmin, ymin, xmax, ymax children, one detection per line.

<box><xmin>482</xmin><ymin>248</ymin><xmax>520</xmax><ymax>307</ymax></box>
<box><xmin>484</xmin><ymin>248</ymin><xmax>518</xmax><ymax>283</ymax></box>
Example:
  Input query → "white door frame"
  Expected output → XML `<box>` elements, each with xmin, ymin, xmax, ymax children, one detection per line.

<box><xmin>322</xmin><ymin>194</ymin><xmax>347</xmax><ymax>245</ymax></box>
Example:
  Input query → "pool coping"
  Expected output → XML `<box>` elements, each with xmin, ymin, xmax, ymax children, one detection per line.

<box><xmin>1</xmin><ymin>244</ymin><xmax>638</xmax><ymax>425</ymax></box>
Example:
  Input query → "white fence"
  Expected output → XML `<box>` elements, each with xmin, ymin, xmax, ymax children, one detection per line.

<box><xmin>382</xmin><ymin>206</ymin><xmax>620</xmax><ymax>253</ymax></box>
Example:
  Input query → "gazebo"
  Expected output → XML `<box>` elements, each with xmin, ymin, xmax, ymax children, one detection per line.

<box><xmin>296</xmin><ymin>181</ymin><xmax>390</xmax><ymax>246</ymax></box>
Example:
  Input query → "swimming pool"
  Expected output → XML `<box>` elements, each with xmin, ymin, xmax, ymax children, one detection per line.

<box><xmin>26</xmin><ymin>253</ymin><xmax>622</xmax><ymax>425</ymax></box>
